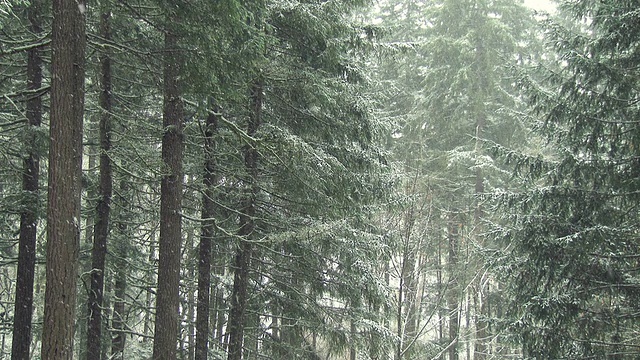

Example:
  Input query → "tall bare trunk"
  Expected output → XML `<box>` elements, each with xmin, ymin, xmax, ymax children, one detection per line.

<box><xmin>110</xmin><ymin>179</ymin><xmax>129</xmax><ymax>359</ymax></box>
<box><xmin>195</xmin><ymin>106</ymin><xmax>218</xmax><ymax>360</ymax></box>
<box><xmin>227</xmin><ymin>80</ymin><xmax>262</xmax><ymax>360</ymax></box>
<box><xmin>11</xmin><ymin>0</ymin><xmax>43</xmax><ymax>358</ymax></box>
<box><xmin>87</xmin><ymin>7</ymin><xmax>113</xmax><ymax>360</ymax></box>
<box><xmin>152</xmin><ymin>28</ymin><xmax>184</xmax><ymax>360</ymax></box>
<box><xmin>41</xmin><ymin>0</ymin><xmax>85</xmax><ymax>357</ymax></box>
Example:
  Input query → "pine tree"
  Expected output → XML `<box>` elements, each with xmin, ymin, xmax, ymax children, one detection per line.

<box><xmin>494</xmin><ymin>0</ymin><xmax>640</xmax><ymax>357</ymax></box>
<box><xmin>372</xmin><ymin>0</ymin><xmax>539</xmax><ymax>356</ymax></box>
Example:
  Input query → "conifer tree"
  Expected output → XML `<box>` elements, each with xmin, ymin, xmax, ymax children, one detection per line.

<box><xmin>372</xmin><ymin>0</ymin><xmax>540</xmax><ymax>356</ymax></box>
<box><xmin>494</xmin><ymin>0</ymin><xmax>640</xmax><ymax>357</ymax></box>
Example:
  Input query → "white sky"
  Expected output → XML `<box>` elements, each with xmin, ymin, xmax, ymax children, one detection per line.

<box><xmin>523</xmin><ymin>0</ymin><xmax>556</xmax><ymax>13</ymax></box>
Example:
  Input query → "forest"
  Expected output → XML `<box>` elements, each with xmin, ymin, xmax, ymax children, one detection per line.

<box><xmin>0</xmin><ymin>0</ymin><xmax>639</xmax><ymax>359</ymax></box>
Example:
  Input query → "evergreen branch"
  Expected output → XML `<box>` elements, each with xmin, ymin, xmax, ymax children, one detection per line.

<box><xmin>0</xmin><ymin>117</ymin><xmax>25</xmax><ymax>129</ymax></box>
<box><xmin>115</xmin><ymin>0</ymin><xmax>163</xmax><ymax>33</ymax></box>
<box><xmin>87</xmin><ymin>33</ymin><xmax>157</xmax><ymax>58</ymax></box>
<box><xmin>572</xmin><ymin>338</ymin><xmax>640</xmax><ymax>350</ymax></box>
<box><xmin>181</xmin><ymin>97</ymin><xmax>259</xmax><ymax>146</ymax></box>
<box><xmin>179</xmin><ymin>211</ymin><xmax>268</xmax><ymax>243</ymax></box>
<box><xmin>0</xmin><ymin>39</ymin><xmax>50</xmax><ymax>58</ymax></box>
<box><xmin>106</xmin><ymin>326</ymin><xmax>154</xmax><ymax>340</ymax></box>
<box><xmin>1</xmin><ymin>85</ymin><xmax>50</xmax><ymax>101</ymax></box>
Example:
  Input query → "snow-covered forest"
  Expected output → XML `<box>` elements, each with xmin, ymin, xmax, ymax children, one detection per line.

<box><xmin>0</xmin><ymin>0</ymin><xmax>638</xmax><ymax>359</ymax></box>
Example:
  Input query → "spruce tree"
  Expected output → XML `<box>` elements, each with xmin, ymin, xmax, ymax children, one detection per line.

<box><xmin>493</xmin><ymin>0</ymin><xmax>640</xmax><ymax>357</ymax></box>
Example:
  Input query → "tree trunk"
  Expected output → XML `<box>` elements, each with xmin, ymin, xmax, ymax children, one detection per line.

<box><xmin>473</xmin><ymin>103</ymin><xmax>488</xmax><ymax>360</ymax></box>
<box><xmin>226</xmin><ymin>231</ymin><xmax>254</xmax><ymax>360</ymax></box>
<box><xmin>186</xmin><ymin>228</ymin><xmax>196</xmax><ymax>360</ymax></box>
<box><xmin>87</xmin><ymin>7</ymin><xmax>113</xmax><ymax>360</ymax></box>
<box><xmin>10</xmin><ymin>0</ymin><xmax>42</xmax><ymax>358</ymax></box>
<box><xmin>111</xmin><ymin>261</ymin><xmax>127</xmax><ymax>359</ymax></box>
<box><xmin>227</xmin><ymin>80</ymin><xmax>262</xmax><ymax>360</ymax></box>
<box><xmin>396</xmin><ymin>204</ymin><xmax>417</xmax><ymax>360</ymax></box>
<box><xmin>152</xmin><ymin>28</ymin><xmax>184</xmax><ymax>360</ymax></box>
<box><xmin>474</xmin><ymin>285</ymin><xmax>488</xmax><ymax>360</ymax></box>
<box><xmin>447</xmin><ymin>212</ymin><xmax>459</xmax><ymax>360</ymax></box>
<box><xmin>111</xmin><ymin>180</ymin><xmax>130</xmax><ymax>359</ymax></box>
<box><xmin>145</xmin><ymin>239</ymin><xmax>156</xmax><ymax>340</ymax></box>
<box><xmin>350</xmin><ymin>318</ymin><xmax>356</xmax><ymax>360</ymax></box>
<box><xmin>41</xmin><ymin>0</ymin><xmax>85</xmax><ymax>357</ymax></box>
<box><xmin>437</xmin><ymin>234</ymin><xmax>443</xmax><ymax>353</ymax></box>
<box><xmin>214</xmin><ymin>263</ymin><xmax>226</xmax><ymax>348</ymax></box>
<box><xmin>195</xmin><ymin>106</ymin><xmax>218</xmax><ymax>360</ymax></box>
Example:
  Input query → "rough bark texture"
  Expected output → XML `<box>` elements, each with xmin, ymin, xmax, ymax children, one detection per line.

<box><xmin>42</xmin><ymin>0</ymin><xmax>85</xmax><ymax>358</ymax></box>
<box><xmin>152</xmin><ymin>29</ymin><xmax>184</xmax><ymax>360</ymax></box>
<box><xmin>87</xmin><ymin>9</ymin><xmax>113</xmax><ymax>360</ymax></box>
<box><xmin>195</xmin><ymin>108</ymin><xmax>218</xmax><ymax>360</ymax></box>
<box><xmin>227</xmin><ymin>81</ymin><xmax>262</xmax><ymax>360</ymax></box>
<box><xmin>11</xmin><ymin>0</ymin><xmax>42</xmax><ymax>358</ymax></box>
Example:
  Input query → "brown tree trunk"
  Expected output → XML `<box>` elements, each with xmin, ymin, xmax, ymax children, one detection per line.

<box><xmin>350</xmin><ymin>318</ymin><xmax>357</xmax><ymax>360</ymax></box>
<box><xmin>41</xmin><ymin>0</ymin><xmax>86</xmax><ymax>357</ymax></box>
<box><xmin>110</xmin><ymin>215</ymin><xmax>127</xmax><ymax>359</ymax></box>
<box><xmin>195</xmin><ymin>106</ymin><xmax>218</xmax><ymax>360</ymax></box>
<box><xmin>110</xmin><ymin>177</ymin><xmax>130</xmax><ymax>359</ymax></box>
<box><xmin>87</xmin><ymin>7</ymin><xmax>113</xmax><ymax>360</ymax></box>
<box><xmin>152</xmin><ymin>28</ymin><xmax>184</xmax><ymax>360</ymax></box>
<box><xmin>11</xmin><ymin>0</ymin><xmax>43</xmax><ymax>358</ymax></box>
<box><xmin>227</xmin><ymin>80</ymin><xmax>262</xmax><ymax>360</ymax></box>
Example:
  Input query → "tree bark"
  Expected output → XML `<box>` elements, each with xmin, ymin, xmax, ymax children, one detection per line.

<box><xmin>11</xmin><ymin>0</ymin><xmax>43</xmax><ymax>358</ymax></box>
<box><xmin>195</xmin><ymin>106</ymin><xmax>218</xmax><ymax>360</ymax></box>
<box><xmin>41</xmin><ymin>0</ymin><xmax>85</xmax><ymax>357</ymax></box>
<box><xmin>227</xmin><ymin>80</ymin><xmax>262</xmax><ymax>360</ymax></box>
<box><xmin>152</xmin><ymin>28</ymin><xmax>184</xmax><ymax>360</ymax></box>
<box><xmin>87</xmin><ymin>7</ymin><xmax>113</xmax><ymax>360</ymax></box>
